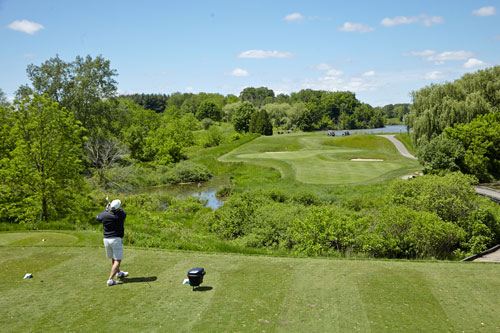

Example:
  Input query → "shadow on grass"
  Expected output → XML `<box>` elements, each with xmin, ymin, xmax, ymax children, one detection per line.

<box><xmin>193</xmin><ymin>286</ymin><xmax>213</xmax><ymax>292</ymax></box>
<box><xmin>121</xmin><ymin>276</ymin><xmax>157</xmax><ymax>284</ymax></box>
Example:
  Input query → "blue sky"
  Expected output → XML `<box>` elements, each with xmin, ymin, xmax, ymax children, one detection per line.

<box><xmin>1</xmin><ymin>0</ymin><xmax>499</xmax><ymax>106</ymax></box>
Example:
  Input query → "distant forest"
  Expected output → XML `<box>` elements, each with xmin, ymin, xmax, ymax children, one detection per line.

<box><xmin>120</xmin><ymin>88</ymin><xmax>410</xmax><ymax>131</ymax></box>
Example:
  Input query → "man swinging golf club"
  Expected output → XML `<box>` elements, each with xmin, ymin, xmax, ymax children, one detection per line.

<box><xmin>96</xmin><ymin>198</ymin><xmax>128</xmax><ymax>286</ymax></box>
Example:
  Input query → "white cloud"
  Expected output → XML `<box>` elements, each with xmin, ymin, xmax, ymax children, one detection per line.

<box><xmin>472</xmin><ymin>6</ymin><xmax>496</xmax><ymax>16</ymax></box>
<box><xmin>430</xmin><ymin>51</ymin><xmax>475</xmax><ymax>62</ymax></box>
<box><xmin>185</xmin><ymin>86</ymin><xmax>194</xmax><ymax>92</ymax></box>
<box><xmin>381</xmin><ymin>14</ymin><xmax>443</xmax><ymax>27</ymax></box>
<box><xmin>326</xmin><ymin>68</ymin><xmax>344</xmax><ymax>76</ymax></box>
<box><xmin>314</xmin><ymin>63</ymin><xmax>331</xmax><ymax>70</ymax></box>
<box><xmin>7</xmin><ymin>19</ymin><xmax>44</xmax><ymax>34</ymax></box>
<box><xmin>404</xmin><ymin>50</ymin><xmax>436</xmax><ymax>57</ymax></box>
<box><xmin>237</xmin><ymin>50</ymin><xmax>294</xmax><ymax>59</ymax></box>
<box><xmin>424</xmin><ymin>71</ymin><xmax>444</xmax><ymax>80</ymax></box>
<box><xmin>228</xmin><ymin>68</ymin><xmax>249</xmax><ymax>77</ymax></box>
<box><xmin>490</xmin><ymin>34</ymin><xmax>500</xmax><ymax>40</ymax></box>
<box><xmin>338</xmin><ymin>22</ymin><xmax>375</xmax><ymax>33</ymax></box>
<box><xmin>463</xmin><ymin>58</ymin><xmax>487</xmax><ymax>69</ymax></box>
<box><xmin>284</xmin><ymin>13</ymin><xmax>303</xmax><ymax>22</ymax></box>
<box><xmin>362</xmin><ymin>70</ymin><xmax>375</xmax><ymax>77</ymax></box>
<box><xmin>381</xmin><ymin>16</ymin><xmax>419</xmax><ymax>27</ymax></box>
<box><xmin>420</xmin><ymin>15</ymin><xmax>444</xmax><ymax>27</ymax></box>
<box><xmin>404</xmin><ymin>50</ymin><xmax>475</xmax><ymax>64</ymax></box>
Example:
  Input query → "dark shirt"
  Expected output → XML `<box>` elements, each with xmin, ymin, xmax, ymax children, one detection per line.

<box><xmin>96</xmin><ymin>209</ymin><xmax>126</xmax><ymax>238</ymax></box>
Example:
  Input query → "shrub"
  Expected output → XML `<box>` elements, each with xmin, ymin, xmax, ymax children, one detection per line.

<box><xmin>164</xmin><ymin>161</ymin><xmax>212</xmax><ymax>184</ymax></box>
<box><xmin>216</xmin><ymin>184</ymin><xmax>233</xmax><ymax>198</ymax></box>
<box><xmin>202</xmin><ymin>126</ymin><xmax>223</xmax><ymax>148</ymax></box>
<box><xmin>362</xmin><ymin>205</ymin><xmax>464</xmax><ymax>259</ymax></box>
<box><xmin>290</xmin><ymin>206</ymin><xmax>366</xmax><ymax>256</ymax></box>
<box><xmin>292</xmin><ymin>192</ymin><xmax>321</xmax><ymax>206</ymax></box>
<box><xmin>200</xmin><ymin>118</ymin><xmax>214</xmax><ymax>130</ymax></box>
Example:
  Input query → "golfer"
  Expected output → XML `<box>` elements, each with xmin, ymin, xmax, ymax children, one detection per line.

<box><xmin>96</xmin><ymin>199</ymin><xmax>128</xmax><ymax>286</ymax></box>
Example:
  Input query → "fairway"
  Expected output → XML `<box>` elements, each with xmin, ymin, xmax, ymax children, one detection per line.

<box><xmin>219</xmin><ymin>133</ymin><xmax>420</xmax><ymax>184</ymax></box>
<box><xmin>1</xmin><ymin>232</ymin><xmax>499</xmax><ymax>332</ymax></box>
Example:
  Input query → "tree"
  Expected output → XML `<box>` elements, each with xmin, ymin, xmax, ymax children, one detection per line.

<box><xmin>144</xmin><ymin>114</ymin><xmax>195</xmax><ymax>165</ymax></box>
<box><xmin>0</xmin><ymin>94</ymin><xmax>85</xmax><ymax>224</ymax></box>
<box><xmin>262</xmin><ymin>103</ymin><xmax>292</xmax><ymax>128</ymax></box>
<box><xmin>84</xmin><ymin>136</ymin><xmax>128</xmax><ymax>186</ymax></box>
<box><xmin>232</xmin><ymin>102</ymin><xmax>256</xmax><ymax>133</ymax></box>
<box><xmin>417</xmin><ymin>136</ymin><xmax>465</xmax><ymax>174</ymax></box>
<box><xmin>444</xmin><ymin>112</ymin><xmax>500</xmax><ymax>181</ymax></box>
<box><xmin>239</xmin><ymin>87</ymin><xmax>275</xmax><ymax>107</ymax></box>
<box><xmin>408</xmin><ymin>66</ymin><xmax>500</xmax><ymax>145</ymax></box>
<box><xmin>249</xmin><ymin>109</ymin><xmax>273</xmax><ymax>135</ymax></box>
<box><xmin>222</xmin><ymin>102</ymin><xmax>242</xmax><ymax>122</ymax></box>
<box><xmin>120</xmin><ymin>100</ymin><xmax>160</xmax><ymax>161</ymax></box>
<box><xmin>0</xmin><ymin>88</ymin><xmax>10</xmax><ymax>107</ymax></box>
<box><xmin>18</xmin><ymin>55</ymin><xmax>118</xmax><ymax>135</ymax></box>
<box><xmin>196</xmin><ymin>100</ymin><xmax>222</xmax><ymax>121</ymax></box>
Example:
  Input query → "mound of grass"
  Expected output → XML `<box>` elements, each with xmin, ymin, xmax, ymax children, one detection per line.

<box><xmin>1</xmin><ymin>235</ymin><xmax>499</xmax><ymax>332</ymax></box>
<box><xmin>219</xmin><ymin>133</ymin><xmax>420</xmax><ymax>185</ymax></box>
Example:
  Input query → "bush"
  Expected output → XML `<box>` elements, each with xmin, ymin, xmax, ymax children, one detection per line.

<box><xmin>362</xmin><ymin>205</ymin><xmax>464</xmax><ymax>259</ymax></box>
<box><xmin>216</xmin><ymin>184</ymin><xmax>233</xmax><ymax>198</ymax></box>
<box><xmin>202</xmin><ymin>126</ymin><xmax>223</xmax><ymax>148</ymax></box>
<box><xmin>200</xmin><ymin>118</ymin><xmax>214</xmax><ymax>130</ymax></box>
<box><xmin>290</xmin><ymin>206</ymin><xmax>366</xmax><ymax>256</ymax></box>
<box><xmin>387</xmin><ymin>173</ymin><xmax>500</xmax><ymax>255</ymax></box>
<box><xmin>292</xmin><ymin>192</ymin><xmax>321</xmax><ymax>206</ymax></box>
<box><xmin>164</xmin><ymin>161</ymin><xmax>212</xmax><ymax>184</ymax></box>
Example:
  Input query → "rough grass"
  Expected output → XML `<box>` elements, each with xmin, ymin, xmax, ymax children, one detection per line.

<box><xmin>1</xmin><ymin>231</ymin><xmax>499</xmax><ymax>332</ymax></box>
<box><xmin>219</xmin><ymin>133</ymin><xmax>421</xmax><ymax>185</ymax></box>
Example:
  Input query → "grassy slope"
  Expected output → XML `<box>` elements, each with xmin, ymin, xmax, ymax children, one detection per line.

<box><xmin>219</xmin><ymin>133</ymin><xmax>420</xmax><ymax>185</ymax></box>
<box><xmin>1</xmin><ymin>231</ymin><xmax>499</xmax><ymax>332</ymax></box>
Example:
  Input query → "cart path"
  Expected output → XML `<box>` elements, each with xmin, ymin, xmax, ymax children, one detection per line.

<box><xmin>378</xmin><ymin>135</ymin><xmax>417</xmax><ymax>159</ymax></box>
<box><xmin>474</xmin><ymin>186</ymin><xmax>500</xmax><ymax>203</ymax></box>
<box><xmin>473</xmin><ymin>249</ymin><xmax>500</xmax><ymax>262</ymax></box>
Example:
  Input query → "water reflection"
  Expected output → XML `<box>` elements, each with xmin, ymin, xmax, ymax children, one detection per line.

<box><xmin>143</xmin><ymin>176</ymin><xmax>227</xmax><ymax>210</ymax></box>
<box><xmin>191</xmin><ymin>188</ymin><xmax>224</xmax><ymax>210</ymax></box>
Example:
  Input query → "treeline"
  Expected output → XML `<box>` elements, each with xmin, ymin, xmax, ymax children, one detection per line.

<box><xmin>408</xmin><ymin>66</ymin><xmax>500</xmax><ymax>181</ymax></box>
<box><xmin>120</xmin><ymin>88</ymin><xmax>409</xmax><ymax>132</ymax></box>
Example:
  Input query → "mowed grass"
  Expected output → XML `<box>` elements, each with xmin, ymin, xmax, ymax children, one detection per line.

<box><xmin>219</xmin><ymin>133</ymin><xmax>420</xmax><ymax>185</ymax></box>
<box><xmin>2</xmin><ymin>232</ymin><xmax>500</xmax><ymax>332</ymax></box>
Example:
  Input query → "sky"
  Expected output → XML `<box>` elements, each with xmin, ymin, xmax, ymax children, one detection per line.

<box><xmin>1</xmin><ymin>0</ymin><xmax>499</xmax><ymax>106</ymax></box>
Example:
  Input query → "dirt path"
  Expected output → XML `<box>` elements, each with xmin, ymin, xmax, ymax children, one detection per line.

<box><xmin>378</xmin><ymin>135</ymin><xmax>417</xmax><ymax>159</ymax></box>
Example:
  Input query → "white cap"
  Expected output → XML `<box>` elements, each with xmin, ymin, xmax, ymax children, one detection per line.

<box><xmin>110</xmin><ymin>199</ymin><xmax>121</xmax><ymax>210</ymax></box>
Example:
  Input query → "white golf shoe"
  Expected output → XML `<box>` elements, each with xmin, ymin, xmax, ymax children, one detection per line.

<box><xmin>107</xmin><ymin>279</ymin><xmax>119</xmax><ymax>286</ymax></box>
<box><xmin>117</xmin><ymin>271</ymin><xmax>128</xmax><ymax>278</ymax></box>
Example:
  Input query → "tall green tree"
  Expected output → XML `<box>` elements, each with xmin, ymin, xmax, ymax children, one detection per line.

<box><xmin>239</xmin><ymin>87</ymin><xmax>275</xmax><ymax>107</ymax></box>
<box><xmin>0</xmin><ymin>94</ymin><xmax>85</xmax><ymax>224</ymax></box>
<box><xmin>0</xmin><ymin>88</ymin><xmax>10</xmax><ymax>107</ymax></box>
<box><xmin>408</xmin><ymin>66</ymin><xmax>500</xmax><ymax>145</ymax></box>
<box><xmin>249</xmin><ymin>109</ymin><xmax>273</xmax><ymax>135</ymax></box>
<box><xmin>196</xmin><ymin>100</ymin><xmax>222</xmax><ymax>121</ymax></box>
<box><xmin>232</xmin><ymin>102</ymin><xmax>256</xmax><ymax>133</ymax></box>
<box><xmin>144</xmin><ymin>114</ymin><xmax>195</xmax><ymax>165</ymax></box>
<box><xmin>18</xmin><ymin>55</ymin><xmax>118</xmax><ymax>136</ymax></box>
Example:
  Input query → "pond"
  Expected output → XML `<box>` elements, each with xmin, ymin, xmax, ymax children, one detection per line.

<box><xmin>143</xmin><ymin>176</ymin><xmax>228</xmax><ymax>210</ymax></box>
<box><xmin>323</xmin><ymin>124</ymin><xmax>409</xmax><ymax>136</ymax></box>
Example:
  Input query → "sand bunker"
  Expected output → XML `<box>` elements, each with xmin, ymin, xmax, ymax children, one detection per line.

<box><xmin>350</xmin><ymin>158</ymin><xmax>384</xmax><ymax>161</ymax></box>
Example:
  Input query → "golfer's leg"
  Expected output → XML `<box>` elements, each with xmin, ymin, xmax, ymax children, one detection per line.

<box><xmin>108</xmin><ymin>259</ymin><xmax>121</xmax><ymax>280</ymax></box>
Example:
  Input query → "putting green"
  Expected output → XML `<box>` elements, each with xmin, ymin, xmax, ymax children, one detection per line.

<box><xmin>220</xmin><ymin>133</ymin><xmax>420</xmax><ymax>184</ymax></box>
